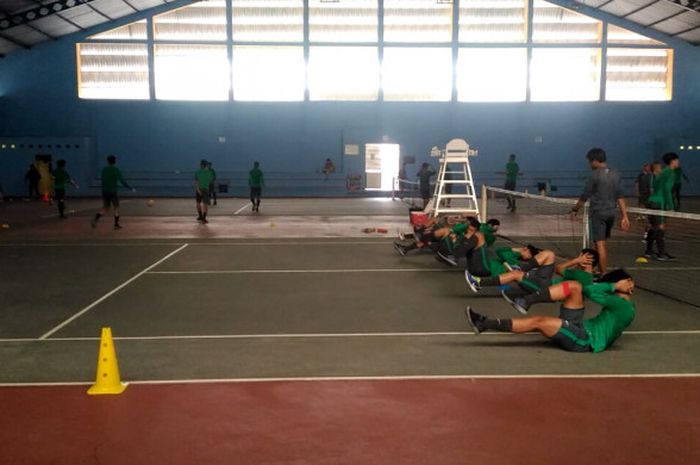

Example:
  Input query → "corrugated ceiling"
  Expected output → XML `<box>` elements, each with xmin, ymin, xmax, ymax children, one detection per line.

<box><xmin>0</xmin><ymin>0</ymin><xmax>698</xmax><ymax>58</ymax></box>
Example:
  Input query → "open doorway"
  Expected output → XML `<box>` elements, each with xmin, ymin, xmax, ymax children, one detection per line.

<box><xmin>365</xmin><ymin>143</ymin><xmax>399</xmax><ymax>191</ymax></box>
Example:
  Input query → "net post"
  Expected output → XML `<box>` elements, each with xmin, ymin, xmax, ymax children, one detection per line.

<box><xmin>391</xmin><ymin>176</ymin><xmax>396</xmax><ymax>200</ymax></box>
<box><xmin>481</xmin><ymin>184</ymin><xmax>488</xmax><ymax>221</ymax></box>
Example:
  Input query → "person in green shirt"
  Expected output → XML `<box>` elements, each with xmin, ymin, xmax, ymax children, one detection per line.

<box><xmin>671</xmin><ymin>166</ymin><xmax>689</xmax><ymax>211</ymax></box>
<box><xmin>249</xmin><ymin>161</ymin><xmax>264</xmax><ymax>212</ymax></box>
<box><xmin>52</xmin><ymin>159</ymin><xmax>79</xmax><ymax>219</ymax></box>
<box><xmin>92</xmin><ymin>155</ymin><xmax>134</xmax><ymax>230</ymax></box>
<box><xmin>645</xmin><ymin>153</ymin><xmax>679</xmax><ymax>260</ymax></box>
<box><xmin>207</xmin><ymin>161</ymin><xmax>217</xmax><ymax>206</ymax></box>
<box><xmin>465</xmin><ymin>244</ymin><xmax>556</xmax><ymax>297</ymax></box>
<box><xmin>465</xmin><ymin>269</ymin><xmax>636</xmax><ymax>353</ymax></box>
<box><xmin>503</xmin><ymin>154</ymin><xmax>520</xmax><ymax>212</ymax></box>
<box><xmin>195</xmin><ymin>159</ymin><xmax>214</xmax><ymax>223</ymax></box>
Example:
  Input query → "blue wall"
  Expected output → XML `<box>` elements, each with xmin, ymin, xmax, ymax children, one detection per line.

<box><xmin>2</xmin><ymin>31</ymin><xmax>700</xmax><ymax>197</ymax></box>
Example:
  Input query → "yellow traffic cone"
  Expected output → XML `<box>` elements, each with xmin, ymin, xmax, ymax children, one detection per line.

<box><xmin>87</xmin><ymin>327</ymin><xmax>127</xmax><ymax>395</ymax></box>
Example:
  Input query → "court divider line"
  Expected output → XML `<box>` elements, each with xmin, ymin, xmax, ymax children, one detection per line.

<box><xmin>147</xmin><ymin>268</ymin><xmax>454</xmax><ymax>274</ymax></box>
<box><xmin>4</xmin><ymin>329</ymin><xmax>699</xmax><ymax>344</ymax></box>
<box><xmin>1</xmin><ymin>372</ymin><xmax>699</xmax><ymax>388</ymax></box>
<box><xmin>38</xmin><ymin>243</ymin><xmax>190</xmax><ymax>340</ymax></box>
<box><xmin>233</xmin><ymin>203</ymin><xmax>250</xmax><ymax>215</ymax></box>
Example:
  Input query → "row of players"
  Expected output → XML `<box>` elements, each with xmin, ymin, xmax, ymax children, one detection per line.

<box><xmin>394</xmin><ymin>215</ymin><xmax>635</xmax><ymax>354</ymax></box>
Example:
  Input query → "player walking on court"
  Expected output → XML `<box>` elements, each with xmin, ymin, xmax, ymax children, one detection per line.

<box><xmin>249</xmin><ymin>161</ymin><xmax>264</xmax><ymax>212</ymax></box>
<box><xmin>208</xmin><ymin>161</ymin><xmax>217</xmax><ymax>206</ymax></box>
<box><xmin>503</xmin><ymin>154</ymin><xmax>520</xmax><ymax>212</ymax></box>
<box><xmin>52</xmin><ymin>159</ymin><xmax>79</xmax><ymax>219</ymax></box>
<box><xmin>195</xmin><ymin>159</ymin><xmax>214</xmax><ymax>223</ymax></box>
<box><xmin>92</xmin><ymin>155</ymin><xmax>134</xmax><ymax>230</ymax></box>
<box><xmin>571</xmin><ymin>148</ymin><xmax>630</xmax><ymax>274</ymax></box>
<box><xmin>644</xmin><ymin>153</ymin><xmax>680</xmax><ymax>260</ymax></box>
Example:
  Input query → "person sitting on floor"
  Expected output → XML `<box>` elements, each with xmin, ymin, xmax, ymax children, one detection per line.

<box><xmin>464</xmin><ymin>245</ymin><xmax>556</xmax><ymax>297</ymax></box>
<box><xmin>393</xmin><ymin>215</ymin><xmax>462</xmax><ymax>256</ymax></box>
<box><xmin>465</xmin><ymin>269</ymin><xmax>636</xmax><ymax>353</ymax></box>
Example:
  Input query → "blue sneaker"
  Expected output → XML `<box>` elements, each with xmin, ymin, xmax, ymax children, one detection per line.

<box><xmin>464</xmin><ymin>270</ymin><xmax>481</xmax><ymax>293</ymax></box>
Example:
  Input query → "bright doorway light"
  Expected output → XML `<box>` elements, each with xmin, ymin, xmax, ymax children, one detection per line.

<box><xmin>365</xmin><ymin>143</ymin><xmax>400</xmax><ymax>191</ymax></box>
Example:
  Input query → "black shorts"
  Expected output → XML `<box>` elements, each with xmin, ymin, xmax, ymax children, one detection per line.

<box><xmin>420</xmin><ymin>187</ymin><xmax>431</xmax><ymax>200</ymax></box>
<box><xmin>250</xmin><ymin>187</ymin><xmax>262</xmax><ymax>198</ymax></box>
<box><xmin>196</xmin><ymin>190</ymin><xmax>210</xmax><ymax>204</ymax></box>
<box><xmin>102</xmin><ymin>192</ymin><xmax>119</xmax><ymax>208</ymax></box>
<box><xmin>54</xmin><ymin>188</ymin><xmax>65</xmax><ymax>201</ymax></box>
<box><xmin>466</xmin><ymin>247</ymin><xmax>491</xmax><ymax>277</ymax></box>
<box><xmin>504</xmin><ymin>180</ymin><xmax>516</xmax><ymax>191</ymax></box>
<box><xmin>589</xmin><ymin>214</ymin><xmax>615</xmax><ymax>241</ymax></box>
<box><xmin>550</xmin><ymin>306</ymin><xmax>591</xmax><ymax>352</ymax></box>
<box><xmin>519</xmin><ymin>264</ymin><xmax>555</xmax><ymax>293</ymax></box>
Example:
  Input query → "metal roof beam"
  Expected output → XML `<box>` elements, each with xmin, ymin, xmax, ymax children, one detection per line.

<box><xmin>121</xmin><ymin>0</ymin><xmax>141</xmax><ymax>12</ymax></box>
<box><xmin>0</xmin><ymin>1</ymin><xmax>97</xmax><ymax>32</ymax></box>
<box><xmin>645</xmin><ymin>9</ymin><xmax>687</xmax><ymax>27</ymax></box>
<box><xmin>0</xmin><ymin>31</ymin><xmax>30</xmax><ymax>49</ymax></box>
<box><xmin>84</xmin><ymin>3</ymin><xmax>114</xmax><ymax>21</ymax></box>
<box><xmin>672</xmin><ymin>23</ymin><xmax>700</xmax><ymax>36</ymax></box>
<box><xmin>622</xmin><ymin>0</ymin><xmax>662</xmax><ymax>18</ymax></box>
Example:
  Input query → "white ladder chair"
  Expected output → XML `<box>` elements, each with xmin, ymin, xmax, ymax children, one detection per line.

<box><xmin>427</xmin><ymin>138</ymin><xmax>481</xmax><ymax>220</ymax></box>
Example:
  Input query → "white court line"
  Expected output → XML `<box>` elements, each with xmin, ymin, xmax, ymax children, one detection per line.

<box><xmin>38</xmin><ymin>243</ymin><xmax>190</xmax><ymax>340</ymax></box>
<box><xmin>3</xmin><ymin>329</ymin><xmax>699</xmax><ymax>344</ymax></box>
<box><xmin>233</xmin><ymin>203</ymin><xmax>250</xmax><ymax>215</ymax></box>
<box><xmin>627</xmin><ymin>266</ymin><xmax>700</xmax><ymax>271</ymax></box>
<box><xmin>0</xmin><ymin>240</ymin><xmax>390</xmax><ymax>247</ymax></box>
<box><xmin>2</xmin><ymin>372</ymin><xmax>700</xmax><ymax>388</ymax></box>
<box><xmin>147</xmin><ymin>268</ymin><xmax>451</xmax><ymax>275</ymax></box>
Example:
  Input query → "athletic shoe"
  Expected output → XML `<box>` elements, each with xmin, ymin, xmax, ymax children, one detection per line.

<box><xmin>464</xmin><ymin>306</ymin><xmax>486</xmax><ymax>335</ymax></box>
<box><xmin>510</xmin><ymin>297</ymin><xmax>530</xmax><ymax>315</ymax></box>
<box><xmin>200</xmin><ymin>218</ymin><xmax>209</xmax><ymax>224</ymax></box>
<box><xmin>437</xmin><ymin>250</ymin><xmax>458</xmax><ymax>266</ymax></box>
<box><xmin>113</xmin><ymin>224</ymin><xmax>122</xmax><ymax>230</ymax></box>
<box><xmin>501</xmin><ymin>289</ymin><xmax>516</xmax><ymax>306</ymax></box>
<box><xmin>393</xmin><ymin>242</ymin><xmax>407</xmax><ymax>256</ymax></box>
<box><xmin>656</xmin><ymin>253</ymin><xmax>676</xmax><ymax>261</ymax></box>
<box><xmin>643</xmin><ymin>251</ymin><xmax>655</xmax><ymax>259</ymax></box>
<box><xmin>464</xmin><ymin>270</ymin><xmax>481</xmax><ymax>293</ymax></box>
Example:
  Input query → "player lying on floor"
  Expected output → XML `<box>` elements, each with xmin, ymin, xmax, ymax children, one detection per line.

<box><xmin>393</xmin><ymin>215</ymin><xmax>462</xmax><ymax>256</ymax></box>
<box><xmin>436</xmin><ymin>218</ymin><xmax>502</xmax><ymax>267</ymax></box>
<box><xmin>465</xmin><ymin>269</ymin><xmax>636</xmax><ymax>353</ymax></box>
<box><xmin>499</xmin><ymin>248</ymin><xmax>599</xmax><ymax>313</ymax></box>
<box><xmin>464</xmin><ymin>244</ymin><xmax>556</xmax><ymax>295</ymax></box>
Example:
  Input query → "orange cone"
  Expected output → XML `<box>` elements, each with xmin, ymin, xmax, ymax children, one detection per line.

<box><xmin>87</xmin><ymin>327</ymin><xmax>127</xmax><ymax>395</ymax></box>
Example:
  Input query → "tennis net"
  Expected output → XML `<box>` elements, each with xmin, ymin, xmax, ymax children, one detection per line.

<box><xmin>483</xmin><ymin>185</ymin><xmax>700</xmax><ymax>307</ymax></box>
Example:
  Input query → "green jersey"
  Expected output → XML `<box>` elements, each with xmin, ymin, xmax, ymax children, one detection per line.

<box><xmin>480</xmin><ymin>224</ymin><xmax>497</xmax><ymax>247</ymax></box>
<box><xmin>673</xmin><ymin>167</ymin><xmax>685</xmax><ymax>186</ymax></box>
<box><xmin>648</xmin><ymin>168</ymin><xmax>675</xmax><ymax>211</ymax></box>
<box><xmin>195</xmin><ymin>168</ymin><xmax>214</xmax><ymax>190</ymax></box>
<box><xmin>583</xmin><ymin>283</ymin><xmax>636</xmax><ymax>353</ymax></box>
<box><xmin>495</xmin><ymin>247</ymin><xmax>521</xmax><ymax>266</ymax></box>
<box><xmin>249</xmin><ymin>168</ymin><xmax>264</xmax><ymax>188</ymax></box>
<box><xmin>552</xmin><ymin>268</ymin><xmax>594</xmax><ymax>287</ymax></box>
<box><xmin>53</xmin><ymin>168</ymin><xmax>71</xmax><ymax>189</ymax></box>
<box><xmin>505</xmin><ymin>161</ymin><xmax>519</xmax><ymax>183</ymax></box>
<box><xmin>101</xmin><ymin>165</ymin><xmax>130</xmax><ymax>193</ymax></box>
<box><xmin>451</xmin><ymin>223</ymin><xmax>467</xmax><ymax>237</ymax></box>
